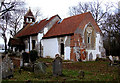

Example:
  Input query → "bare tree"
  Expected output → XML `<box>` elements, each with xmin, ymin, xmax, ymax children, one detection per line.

<box><xmin>9</xmin><ymin>8</ymin><xmax>43</xmax><ymax>37</ymax></box>
<box><xmin>9</xmin><ymin>13</ymin><xmax>23</xmax><ymax>37</ymax></box>
<box><xmin>69</xmin><ymin>1</ymin><xmax>113</xmax><ymax>27</ymax></box>
<box><xmin>9</xmin><ymin>8</ymin><xmax>26</xmax><ymax>37</ymax></box>
<box><xmin>0</xmin><ymin>0</ymin><xmax>26</xmax><ymax>53</ymax></box>
<box><xmin>102</xmin><ymin>12</ymin><xmax>120</xmax><ymax>56</ymax></box>
<box><xmin>0</xmin><ymin>0</ymin><xmax>24</xmax><ymax>17</ymax></box>
<box><xmin>33</xmin><ymin>8</ymin><xmax>43</xmax><ymax>21</ymax></box>
<box><xmin>0</xmin><ymin>12</ymin><xmax>11</xmax><ymax>53</ymax></box>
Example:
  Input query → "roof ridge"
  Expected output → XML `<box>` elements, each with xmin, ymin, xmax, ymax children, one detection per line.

<box><xmin>43</xmin><ymin>12</ymin><xmax>91</xmax><ymax>38</ymax></box>
<box><xmin>64</xmin><ymin>12</ymin><xmax>90</xmax><ymax>20</ymax></box>
<box><xmin>43</xmin><ymin>20</ymin><xmax>59</xmax><ymax>38</ymax></box>
<box><xmin>15</xmin><ymin>23</ymin><xmax>32</xmax><ymax>38</ymax></box>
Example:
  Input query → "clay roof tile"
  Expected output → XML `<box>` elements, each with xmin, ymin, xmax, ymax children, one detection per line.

<box><xmin>15</xmin><ymin>15</ymin><xmax>58</xmax><ymax>38</ymax></box>
<box><xmin>43</xmin><ymin>12</ymin><xmax>102</xmax><ymax>38</ymax></box>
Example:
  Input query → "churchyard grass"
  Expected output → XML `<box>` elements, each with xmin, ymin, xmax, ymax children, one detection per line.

<box><xmin>2</xmin><ymin>58</ymin><xmax>119</xmax><ymax>82</ymax></box>
<box><xmin>36</xmin><ymin>57</ymin><xmax>71</xmax><ymax>63</ymax></box>
<box><xmin>36</xmin><ymin>57</ymin><xmax>54</xmax><ymax>63</ymax></box>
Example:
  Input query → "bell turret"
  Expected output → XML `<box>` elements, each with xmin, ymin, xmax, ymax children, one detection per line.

<box><xmin>23</xmin><ymin>8</ymin><xmax>35</xmax><ymax>28</ymax></box>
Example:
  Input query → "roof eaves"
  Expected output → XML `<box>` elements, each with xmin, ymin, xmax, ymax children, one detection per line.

<box><xmin>42</xmin><ymin>33</ymin><xmax>74</xmax><ymax>39</ymax></box>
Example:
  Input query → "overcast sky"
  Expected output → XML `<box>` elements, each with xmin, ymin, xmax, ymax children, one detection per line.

<box><xmin>0</xmin><ymin>0</ymin><xmax>119</xmax><ymax>44</ymax></box>
<box><xmin>25</xmin><ymin>0</ymin><xmax>119</xmax><ymax>19</ymax></box>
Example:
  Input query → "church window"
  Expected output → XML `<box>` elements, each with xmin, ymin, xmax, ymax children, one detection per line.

<box><xmin>84</xmin><ymin>23</ymin><xmax>95</xmax><ymax>50</ymax></box>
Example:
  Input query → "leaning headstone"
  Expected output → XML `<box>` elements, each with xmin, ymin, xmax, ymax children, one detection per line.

<box><xmin>0</xmin><ymin>55</ymin><xmax>2</xmax><ymax>82</ymax></box>
<box><xmin>53</xmin><ymin>57</ymin><xmax>62</xmax><ymax>76</ymax></box>
<box><xmin>109</xmin><ymin>55</ymin><xmax>114</xmax><ymax>66</ymax></box>
<box><xmin>34</xmin><ymin>62</ymin><xmax>48</xmax><ymax>77</ymax></box>
<box><xmin>2</xmin><ymin>56</ymin><xmax>14</xmax><ymax>79</ymax></box>
<box><xmin>109</xmin><ymin>55</ymin><xmax>113</xmax><ymax>62</ymax></box>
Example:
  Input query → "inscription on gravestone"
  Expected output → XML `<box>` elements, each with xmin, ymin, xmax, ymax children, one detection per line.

<box><xmin>2</xmin><ymin>56</ymin><xmax>14</xmax><ymax>79</ymax></box>
<box><xmin>53</xmin><ymin>56</ymin><xmax>62</xmax><ymax>76</ymax></box>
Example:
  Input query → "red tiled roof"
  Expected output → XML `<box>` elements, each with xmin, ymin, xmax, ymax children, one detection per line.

<box><xmin>43</xmin><ymin>12</ymin><xmax>101</xmax><ymax>38</ymax></box>
<box><xmin>15</xmin><ymin>15</ymin><xmax>59</xmax><ymax>38</ymax></box>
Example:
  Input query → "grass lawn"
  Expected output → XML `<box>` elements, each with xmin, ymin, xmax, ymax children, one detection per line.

<box><xmin>2</xmin><ymin>58</ymin><xmax>120</xmax><ymax>82</ymax></box>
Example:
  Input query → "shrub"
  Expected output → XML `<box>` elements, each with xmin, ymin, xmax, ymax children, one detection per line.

<box><xmin>29</xmin><ymin>50</ymin><xmax>38</xmax><ymax>63</ymax></box>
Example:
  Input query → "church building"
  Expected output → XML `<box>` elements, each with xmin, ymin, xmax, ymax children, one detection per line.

<box><xmin>8</xmin><ymin>9</ymin><xmax>61</xmax><ymax>56</ymax></box>
<box><xmin>9</xmin><ymin>9</ymin><xmax>106</xmax><ymax>61</ymax></box>
<box><xmin>42</xmin><ymin>12</ymin><xmax>106</xmax><ymax>61</ymax></box>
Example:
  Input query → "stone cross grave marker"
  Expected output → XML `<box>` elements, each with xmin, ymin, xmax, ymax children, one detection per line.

<box><xmin>53</xmin><ymin>57</ymin><xmax>62</xmax><ymax>76</ymax></box>
<box><xmin>2</xmin><ymin>56</ymin><xmax>14</xmax><ymax>79</ymax></box>
<box><xmin>34</xmin><ymin>62</ymin><xmax>48</xmax><ymax>76</ymax></box>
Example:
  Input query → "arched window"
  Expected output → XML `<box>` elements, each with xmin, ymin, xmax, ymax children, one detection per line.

<box><xmin>88</xmin><ymin>36</ymin><xmax>90</xmax><ymax>44</ymax></box>
<box><xmin>84</xmin><ymin>24</ymin><xmax>96</xmax><ymax>50</ymax></box>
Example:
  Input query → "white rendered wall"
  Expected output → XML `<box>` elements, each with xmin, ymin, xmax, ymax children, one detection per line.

<box><xmin>30</xmin><ymin>36</ymin><xmax>32</xmax><ymax>51</ymax></box>
<box><xmin>24</xmin><ymin>37</ymin><xmax>31</xmax><ymax>52</ymax></box>
<box><xmin>64</xmin><ymin>36</ymin><xmax>70</xmax><ymax>60</ymax></box>
<box><xmin>38</xmin><ymin>33</ymin><xmax>43</xmax><ymax>43</ymax></box>
<box><xmin>25</xmin><ymin>42</ymin><xmax>29</xmax><ymax>52</ymax></box>
<box><xmin>37</xmin><ymin>33</ymin><xmax>44</xmax><ymax>55</ymax></box>
<box><xmin>24</xmin><ymin>39</ymin><xmax>29</xmax><ymax>52</ymax></box>
<box><xmin>43</xmin><ymin>38</ymin><xmax>59</xmax><ymax>58</ymax></box>
<box><xmin>86</xmin><ymin>33</ymin><xmax>102</xmax><ymax>60</ymax></box>
<box><xmin>43</xmin><ymin>36</ymin><xmax>71</xmax><ymax>60</ymax></box>
<box><xmin>64</xmin><ymin>47</ymin><xmax>70</xmax><ymax>60</ymax></box>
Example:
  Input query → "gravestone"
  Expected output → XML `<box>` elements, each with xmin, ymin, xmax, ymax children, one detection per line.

<box><xmin>0</xmin><ymin>55</ymin><xmax>2</xmax><ymax>82</ymax></box>
<box><xmin>55</xmin><ymin>54</ymin><xmax>60</xmax><ymax>58</ymax></box>
<box><xmin>109</xmin><ymin>55</ymin><xmax>113</xmax><ymax>62</ymax></box>
<box><xmin>53</xmin><ymin>57</ymin><xmax>62</xmax><ymax>76</ymax></box>
<box><xmin>34</xmin><ymin>62</ymin><xmax>48</xmax><ymax>76</ymax></box>
<box><xmin>89</xmin><ymin>52</ymin><xmax>93</xmax><ymax>61</ymax></box>
<box><xmin>78</xmin><ymin>70</ymin><xmax>85</xmax><ymax>79</ymax></box>
<box><xmin>2</xmin><ymin>56</ymin><xmax>14</xmax><ymax>79</ymax></box>
<box><xmin>108</xmin><ymin>55</ymin><xmax>114</xmax><ymax>66</ymax></box>
<box><xmin>118</xmin><ymin>65</ymin><xmax>120</xmax><ymax>80</ymax></box>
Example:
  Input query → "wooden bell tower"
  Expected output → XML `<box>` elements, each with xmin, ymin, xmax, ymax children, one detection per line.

<box><xmin>23</xmin><ymin>8</ymin><xmax>35</xmax><ymax>28</ymax></box>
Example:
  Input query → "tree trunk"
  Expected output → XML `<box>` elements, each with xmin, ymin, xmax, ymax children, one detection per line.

<box><xmin>4</xmin><ymin>37</ymin><xmax>7</xmax><ymax>54</ymax></box>
<box><xmin>3</xmin><ymin>34</ymin><xmax>7</xmax><ymax>54</ymax></box>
